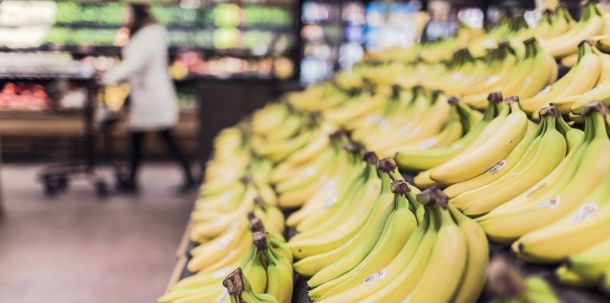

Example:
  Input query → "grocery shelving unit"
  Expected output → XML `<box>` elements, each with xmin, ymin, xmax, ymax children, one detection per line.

<box><xmin>0</xmin><ymin>0</ymin><xmax>303</xmax><ymax>165</ymax></box>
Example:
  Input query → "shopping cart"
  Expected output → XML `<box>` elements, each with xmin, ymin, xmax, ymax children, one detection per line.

<box><xmin>38</xmin><ymin>77</ymin><xmax>119</xmax><ymax>197</ymax></box>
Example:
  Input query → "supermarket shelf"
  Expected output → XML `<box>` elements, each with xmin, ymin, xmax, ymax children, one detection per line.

<box><xmin>0</xmin><ymin>44</ymin><xmax>291</xmax><ymax>60</ymax></box>
<box><xmin>0</xmin><ymin>72</ymin><xmax>95</xmax><ymax>81</ymax></box>
<box><xmin>52</xmin><ymin>22</ymin><xmax>294</xmax><ymax>32</ymax></box>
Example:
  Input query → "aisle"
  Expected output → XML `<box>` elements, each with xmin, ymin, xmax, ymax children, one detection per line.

<box><xmin>0</xmin><ymin>164</ymin><xmax>195</xmax><ymax>303</ymax></box>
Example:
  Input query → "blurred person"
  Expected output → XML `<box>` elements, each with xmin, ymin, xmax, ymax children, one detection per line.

<box><xmin>103</xmin><ymin>4</ymin><xmax>194</xmax><ymax>193</ymax></box>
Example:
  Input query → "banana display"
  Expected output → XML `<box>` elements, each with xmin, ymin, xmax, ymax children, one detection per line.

<box><xmin>157</xmin><ymin>1</ymin><xmax>610</xmax><ymax>302</ymax></box>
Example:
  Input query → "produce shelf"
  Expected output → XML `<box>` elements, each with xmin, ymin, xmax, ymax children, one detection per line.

<box><xmin>166</xmin><ymin>172</ymin><xmax>610</xmax><ymax>303</ymax></box>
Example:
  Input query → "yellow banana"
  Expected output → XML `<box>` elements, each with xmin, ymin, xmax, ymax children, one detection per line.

<box><xmin>429</xmin><ymin>98</ymin><xmax>529</xmax><ymax>185</ymax></box>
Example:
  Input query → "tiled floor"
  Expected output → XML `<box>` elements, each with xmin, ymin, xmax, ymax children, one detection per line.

<box><xmin>0</xmin><ymin>163</ymin><xmax>195</xmax><ymax>303</ymax></box>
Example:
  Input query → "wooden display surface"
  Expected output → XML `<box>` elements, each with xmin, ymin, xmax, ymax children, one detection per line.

<box><xmin>0</xmin><ymin>108</ymin><xmax>199</xmax><ymax>159</ymax></box>
<box><xmin>0</xmin><ymin>110</ymin><xmax>85</xmax><ymax>136</ymax></box>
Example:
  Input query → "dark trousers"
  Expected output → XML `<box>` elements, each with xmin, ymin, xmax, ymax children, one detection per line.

<box><xmin>128</xmin><ymin>128</ymin><xmax>192</xmax><ymax>184</ymax></box>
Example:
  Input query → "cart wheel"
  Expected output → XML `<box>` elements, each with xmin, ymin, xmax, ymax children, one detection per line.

<box><xmin>95</xmin><ymin>181</ymin><xmax>109</xmax><ymax>198</ymax></box>
<box><xmin>57</xmin><ymin>176</ymin><xmax>69</xmax><ymax>192</ymax></box>
<box><xmin>43</xmin><ymin>178</ymin><xmax>59</xmax><ymax>197</ymax></box>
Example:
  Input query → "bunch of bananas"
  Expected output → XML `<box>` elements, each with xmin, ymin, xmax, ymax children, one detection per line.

<box><xmin>309</xmin><ymin>185</ymin><xmax>488</xmax><ymax>303</ymax></box>
<box><xmin>159</xmin><ymin>216</ymin><xmax>292</xmax><ymax>303</ymax></box>
<box><xmin>340</xmin><ymin>88</ymin><xmax>481</xmax><ymax>158</ymax></box>
<box><xmin>445</xmin><ymin>106</ymin><xmax>572</xmax><ymax>216</ymax></box>
<box><xmin>190</xmin><ymin>168</ymin><xmax>284</xmax><ymax>242</ymax></box>
<box><xmin>210</xmin><ymin>230</ymin><xmax>293</xmax><ymax>303</ymax></box>
<box><xmin>538</xmin><ymin>2</ymin><xmax>607</xmax><ymax>59</ymax></box>
<box><xmin>480</xmin><ymin>102</ymin><xmax>610</xmax><ymax>244</ymax></box>
<box><xmin>279</xmin><ymin>151</ymin><xmax>487</xmax><ymax>303</ymax></box>
<box><xmin>408</xmin><ymin>95</ymin><xmax>531</xmax><ymax>187</ymax></box>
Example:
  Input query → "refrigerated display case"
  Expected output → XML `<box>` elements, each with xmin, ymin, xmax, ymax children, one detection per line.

<box><xmin>300</xmin><ymin>0</ymin><xmax>366</xmax><ymax>85</ymax></box>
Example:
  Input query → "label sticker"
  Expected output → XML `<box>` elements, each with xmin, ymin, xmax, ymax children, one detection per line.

<box><xmin>220</xmin><ymin>191</ymin><xmax>232</xmax><ymax>202</ymax></box>
<box><xmin>419</xmin><ymin>138</ymin><xmax>437</xmax><ymax>149</ymax></box>
<box><xmin>218</xmin><ymin>233</ymin><xmax>234</xmax><ymax>249</ymax></box>
<box><xmin>487</xmin><ymin>160</ymin><xmax>507</xmax><ymax>174</ymax></box>
<box><xmin>303</xmin><ymin>167</ymin><xmax>317</xmax><ymax>177</ymax></box>
<box><xmin>365</xmin><ymin>269</ymin><xmax>386</xmax><ymax>284</ymax></box>
<box><xmin>324</xmin><ymin>192</ymin><xmax>338</xmax><ymax>208</ymax></box>
<box><xmin>570</xmin><ymin>203</ymin><xmax>599</xmax><ymax>223</ymax></box>
<box><xmin>400</xmin><ymin>125</ymin><xmax>412</xmax><ymax>136</ymax></box>
<box><xmin>379</xmin><ymin>119</ymin><xmax>391</xmax><ymax>131</ymax></box>
<box><xmin>525</xmin><ymin>182</ymin><xmax>545</xmax><ymax>197</ymax></box>
<box><xmin>450</xmin><ymin>73</ymin><xmax>463</xmax><ymax>81</ymax></box>
<box><xmin>322</xmin><ymin>180</ymin><xmax>336</xmax><ymax>193</ymax></box>
<box><xmin>537</xmin><ymin>195</ymin><xmax>560</xmax><ymax>208</ymax></box>
<box><xmin>484</xmin><ymin>75</ymin><xmax>499</xmax><ymax>85</ymax></box>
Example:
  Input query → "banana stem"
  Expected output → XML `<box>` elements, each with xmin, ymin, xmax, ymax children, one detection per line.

<box><xmin>223</xmin><ymin>268</ymin><xmax>245</xmax><ymax>297</ymax></box>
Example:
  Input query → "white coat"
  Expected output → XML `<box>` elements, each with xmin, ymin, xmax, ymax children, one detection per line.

<box><xmin>103</xmin><ymin>24</ymin><xmax>178</xmax><ymax>131</ymax></box>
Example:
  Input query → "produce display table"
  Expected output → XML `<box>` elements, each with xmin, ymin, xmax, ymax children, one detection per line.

<box><xmin>166</xmin><ymin>173</ymin><xmax>610</xmax><ymax>303</ymax></box>
<box><xmin>167</xmin><ymin>228</ymin><xmax>609</xmax><ymax>303</ymax></box>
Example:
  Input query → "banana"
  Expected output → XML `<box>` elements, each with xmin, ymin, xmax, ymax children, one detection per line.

<box><xmin>262</xmin><ymin>113</ymin><xmax>303</xmax><ymax>141</ymax></box>
<box><xmin>307</xmin><ymin>185</ymin><xmax>418</xmax><ymax>300</ymax></box>
<box><xmin>449</xmin><ymin>204</ymin><xmax>489</xmax><ymax>303</ymax></box>
<box><xmin>461</xmin><ymin>39</ymin><xmax>552</xmax><ymax>108</ymax></box>
<box><xmin>188</xmin><ymin>230</ymin><xmax>251</xmax><ymax>273</ymax></box>
<box><xmin>316</xmin><ymin>208</ymin><xmax>436</xmax><ymax>303</ymax></box>
<box><xmin>369</xmin><ymin>92</ymin><xmax>453</xmax><ymax>157</ymax></box>
<box><xmin>284</xmin><ymin>150</ymin><xmax>350</xmax><ymax>227</ymax></box>
<box><xmin>540</xmin><ymin>2</ymin><xmax>605</xmax><ymax>58</ymax></box>
<box><xmin>515</xmin><ymin>39</ymin><xmax>559</xmax><ymax>98</ymax></box>
<box><xmin>290</xmin><ymin>151</ymin><xmax>366</xmax><ymax>230</ymax></box>
<box><xmin>541</xmin><ymin>5</ymin><xmax>574</xmax><ymax>39</ymax></box>
<box><xmin>291</xmin><ymin>154</ymin><xmax>371</xmax><ymax>236</ymax></box>
<box><xmin>429</xmin><ymin>97</ymin><xmax>529</xmax><ymax>185</ymax></box>
<box><xmin>251</xmin><ymin>103</ymin><xmax>290</xmax><ymax>135</ymax></box>
<box><xmin>556</xmin><ymin>265</ymin><xmax>591</xmax><ymax>287</ymax></box>
<box><xmin>168</xmin><ymin>266</ymin><xmax>234</xmax><ymax>292</ymax></box>
<box><xmin>514</xmin><ymin>170</ymin><xmax>610</xmax><ymax>262</ymax></box>
<box><xmin>279</xmin><ymin>123</ymin><xmax>334</xmax><ymax>168</ymax></box>
<box><xmin>455</xmin><ymin>108</ymin><xmax>567</xmax><ymax>216</ymax></box>
<box><xmin>190</xmin><ymin>185</ymin><xmax>258</xmax><ymax>242</ymax></box>
<box><xmin>307</xmin><ymin>180</ymin><xmax>416</xmax><ymax>288</ymax></box>
<box><xmin>291</xmin><ymin>171</ymin><xmax>392</xmax><ymax>276</ymax></box>
<box><xmin>383</xmin><ymin>109</ymin><xmax>463</xmax><ymax>157</ymax></box>
<box><xmin>479</xmin><ymin>102</ymin><xmax>610</xmax><ymax>243</ymax></box>
<box><xmin>443</xmin><ymin>113</ymin><xmax>544</xmax><ymax>199</ymax></box>
<box><xmin>561</xmin><ymin>52</ymin><xmax>578</xmax><ymax>67</ymax></box>
<box><xmin>264</xmin><ymin>239</ymin><xmax>293</xmax><ymax>303</ymax></box>
<box><xmin>323</xmin><ymin>92</ymin><xmax>386</xmax><ymax>126</ymax></box>
<box><xmin>522</xmin><ymin>40</ymin><xmax>601</xmax><ymax>115</ymax></box>
<box><xmin>567</xmin><ymin>237</ymin><xmax>610</xmax><ymax>282</ymax></box>
<box><xmin>396</xmin><ymin>93</ymin><xmax>502</xmax><ymax>172</ymax></box>
<box><xmin>189</xmin><ymin>221</ymin><xmax>250</xmax><ymax>268</ymax></box>
<box><xmin>398</xmin><ymin>196</ymin><xmax>467</xmax><ymax>303</ymax></box>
